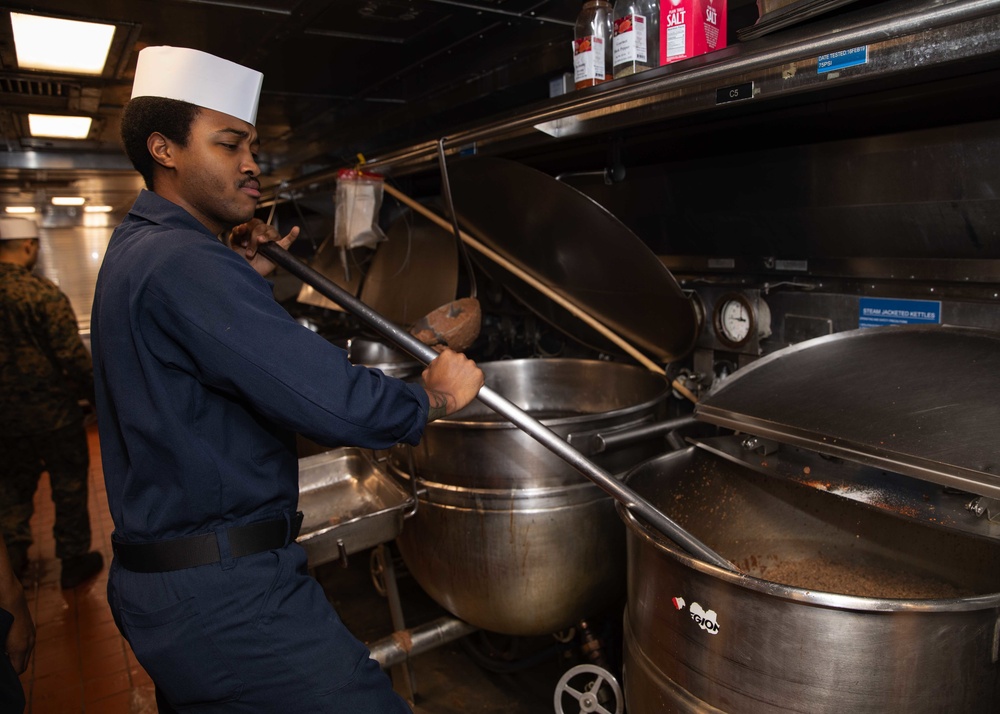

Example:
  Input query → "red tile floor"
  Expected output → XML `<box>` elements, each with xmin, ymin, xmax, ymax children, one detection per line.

<box><xmin>17</xmin><ymin>421</ymin><xmax>157</xmax><ymax>713</ymax></box>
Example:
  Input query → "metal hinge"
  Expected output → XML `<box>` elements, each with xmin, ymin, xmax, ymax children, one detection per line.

<box><xmin>740</xmin><ymin>435</ymin><xmax>780</xmax><ymax>456</ymax></box>
<box><xmin>966</xmin><ymin>496</ymin><xmax>1000</xmax><ymax>522</ymax></box>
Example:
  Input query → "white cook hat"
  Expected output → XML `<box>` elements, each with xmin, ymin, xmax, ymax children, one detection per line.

<box><xmin>130</xmin><ymin>46</ymin><xmax>263</xmax><ymax>126</ymax></box>
<box><xmin>0</xmin><ymin>216</ymin><xmax>40</xmax><ymax>240</ymax></box>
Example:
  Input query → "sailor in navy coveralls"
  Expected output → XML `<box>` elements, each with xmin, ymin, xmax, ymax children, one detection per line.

<box><xmin>90</xmin><ymin>46</ymin><xmax>483</xmax><ymax>713</ymax></box>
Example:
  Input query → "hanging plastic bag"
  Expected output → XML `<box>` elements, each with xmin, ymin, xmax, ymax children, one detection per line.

<box><xmin>333</xmin><ymin>168</ymin><xmax>386</xmax><ymax>250</ymax></box>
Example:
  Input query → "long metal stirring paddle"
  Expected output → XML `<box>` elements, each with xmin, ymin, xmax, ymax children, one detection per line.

<box><xmin>259</xmin><ymin>241</ymin><xmax>737</xmax><ymax>571</ymax></box>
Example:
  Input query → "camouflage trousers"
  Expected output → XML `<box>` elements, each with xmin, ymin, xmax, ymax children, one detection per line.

<box><xmin>0</xmin><ymin>420</ymin><xmax>93</xmax><ymax>561</ymax></box>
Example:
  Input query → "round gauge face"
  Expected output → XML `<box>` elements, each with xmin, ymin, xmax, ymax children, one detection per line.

<box><xmin>715</xmin><ymin>295</ymin><xmax>754</xmax><ymax>347</ymax></box>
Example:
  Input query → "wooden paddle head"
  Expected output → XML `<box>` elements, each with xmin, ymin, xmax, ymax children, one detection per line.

<box><xmin>408</xmin><ymin>297</ymin><xmax>482</xmax><ymax>352</ymax></box>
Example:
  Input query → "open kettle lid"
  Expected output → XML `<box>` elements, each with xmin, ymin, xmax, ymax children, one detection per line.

<box><xmin>447</xmin><ymin>156</ymin><xmax>699</xmax><ymax>363</ymax></box>
<box><xmin>695</xmin><ymin>324</ymin><xmax>1000</xmax><ymax>500</ymax></box>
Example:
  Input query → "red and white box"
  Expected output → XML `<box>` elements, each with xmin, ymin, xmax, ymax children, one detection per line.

<box><xmin>659</xmin><ymin>0</ymin><xmax>727</xmax><ymax>66</ymax></box>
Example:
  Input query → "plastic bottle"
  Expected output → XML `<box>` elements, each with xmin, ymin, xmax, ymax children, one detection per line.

<box><xmin>613</xmin><ymin>0</ymin><xmax>660</xmax><ymax>78</ymax></box>
<box><xmin>573</xmin><ymin>0</ymin><xmax>613</xmax><ymax>90</ymax></box>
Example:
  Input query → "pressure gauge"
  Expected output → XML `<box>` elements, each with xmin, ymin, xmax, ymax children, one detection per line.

<box><xmin>713</xmin><ymin>293</ymin><xmax>769</xmax><ymax>349</ymax></box>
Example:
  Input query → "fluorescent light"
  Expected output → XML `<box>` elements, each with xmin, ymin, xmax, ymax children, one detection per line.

<box><xmin>29</xmin><ymin>114</ymin><xmax>93</xmax><ymax>139</ymax></box>
<box><xmin>5</xmin><ymin>206</ymin><xmax>37</xmax><ymax>214</ymax></box>
<box><xmin>51</xmin><ymin>197</ymin><xmax>86</xmax><ymax>206</ymax></box>
<box><xmin>84</xmin><ymin>213</ymin><xmax>112</xmax><ymax>227</ymax></box>
<box><xmin>84</xmin><ymin>205</ymin><xmax>113</xmax><ymax>213</ymax></box>
<box><xmin>11</xmin><ymin>12</ymin><xmax>115</xmax><ymax>75</ymax></box>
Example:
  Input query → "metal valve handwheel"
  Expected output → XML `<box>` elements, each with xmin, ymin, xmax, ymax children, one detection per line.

<box><xmin>553</xmin><ymin>664</ymin><xmax>624</xmax><ymax>714</ymax></box>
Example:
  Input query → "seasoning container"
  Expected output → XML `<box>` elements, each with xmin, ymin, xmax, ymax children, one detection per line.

<box><xmin>660</xmin><ymin>0</ymin><xmax>727</xmax><ymax>66</ymax></box>
<box><xmin>613</xmin><ymin>0</ymin><xmax>660</xmax><ymax>78</ymax></box>
<box><xmin>573</xmin><ymin>0</ymin><xmax>613</xmax><ymax>90</ymax></box>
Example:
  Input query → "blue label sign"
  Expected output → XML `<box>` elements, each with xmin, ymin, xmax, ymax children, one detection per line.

<box><xmin>859</xmin><ymin>297</ymin><xmax>941</xmax><ymax>328</ymax></box>
<box><xmin>818</xmin><ymin>46</ymin><xmax>868</xmax><ymax>74</ymax></box>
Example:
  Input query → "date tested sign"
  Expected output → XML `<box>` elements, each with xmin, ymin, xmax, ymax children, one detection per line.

<box><xmin>818</xmin><ymin>45</ymin><xmax>868</xmax><ymax>73</ymax></box>
<box><xmin>859</xmin><ymin>297</ymin><xmax>941</xmax><ymax>328</ymax></box>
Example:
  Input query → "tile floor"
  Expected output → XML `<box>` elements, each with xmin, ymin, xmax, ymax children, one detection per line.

<box><xmin>17</xmin><ymin>421</ymin><xmax>157</xmax><ymax>714</ymax></box>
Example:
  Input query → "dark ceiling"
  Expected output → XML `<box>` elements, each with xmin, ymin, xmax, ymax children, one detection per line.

<box><xmin>0</xmin><ymin>0</ymin><xmax>611</xmax><ymax>213</ymax></box>
<box><xmin>0</xmin><ymin>0</ymin><xmax>764</xmax><ymax>216</ymax></box>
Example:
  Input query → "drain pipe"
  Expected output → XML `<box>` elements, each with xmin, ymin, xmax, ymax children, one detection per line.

<box><xmin>369</xmin><ymin>617</ymin><xmax>479</xmax><ymax>670</ymax></box>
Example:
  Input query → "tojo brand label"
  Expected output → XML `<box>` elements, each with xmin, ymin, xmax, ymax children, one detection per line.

<box><xmin>672</xmin><ymin>595</ymin><xmax>721</xmax><ymax>635</ymax></box>
<box><xmin>660</xmin><ymin>0</ymin><xmax>727</xmax><ymax>65</ymax></box>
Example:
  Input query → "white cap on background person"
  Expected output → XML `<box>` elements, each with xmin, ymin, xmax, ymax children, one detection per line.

<box><xmin>130</xmin><ymin>46</ymin><xmax>263</xmax><ymax>126</ymax></box>
<box><xmin>0</xmin><ymin>216</ymin><xmax>40</xmax><ymax>240</ymax></box>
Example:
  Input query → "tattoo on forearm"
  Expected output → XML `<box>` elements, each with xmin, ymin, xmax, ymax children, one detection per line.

<box><xmin>427</xmin><ymin>390</ymin><xmax>449</xmax><ymax>422</ymax></box>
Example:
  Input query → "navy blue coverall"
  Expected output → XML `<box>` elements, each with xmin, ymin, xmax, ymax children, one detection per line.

<box><xmin>91</xmin><ymin>190</ymin><xmax>425</xmax><ymax>712</ymax></box>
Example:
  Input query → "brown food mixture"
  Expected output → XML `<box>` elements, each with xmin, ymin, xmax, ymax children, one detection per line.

<box><xmin>746</xmin><ymin>555</ymin><xmax>969</xmax><ymax>599</ymax></box>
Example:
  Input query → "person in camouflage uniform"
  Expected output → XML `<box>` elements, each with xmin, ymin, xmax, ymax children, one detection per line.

<box><xmin>0</xmin><ymin>216</ymin><xmax>103</xmax><ymax>588</ymax></box>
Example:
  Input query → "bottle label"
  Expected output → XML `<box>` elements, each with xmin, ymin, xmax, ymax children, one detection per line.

<box><xmin>573</xmin><ymin>36</ymin><xmax>606</xmax><ymax>83</ymax></box>
<box><xmin>613</xmin><ymin>14</ymin><xmax>647</xmax><ymax>65</ymax></box>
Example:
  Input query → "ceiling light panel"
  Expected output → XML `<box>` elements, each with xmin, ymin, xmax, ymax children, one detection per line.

<box><xmin>51</xmin><ymin>196</ymin><xmax>86</xmax><ymax>206</ymax></box>
<box><xmin>11</xmin><ymin>12</ymin><xmax>116</xmax><ymax>75</ymax></box>
<box><xmin>28</xmin><ymin>114</ymin><xmax>93</xmax><ymax>139</ymax></box>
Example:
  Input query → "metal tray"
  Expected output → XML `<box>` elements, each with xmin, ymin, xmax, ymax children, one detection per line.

<box><xmin>297</xmin><ymin>447</ymin><xmax>412</xmax><ymax>567</ymax></box>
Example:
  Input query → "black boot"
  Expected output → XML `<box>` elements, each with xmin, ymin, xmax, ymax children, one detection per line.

<box><xmin>60</xmin><ymin>551</ymin><xmax>104</xmax><ymax>589</ymax></box>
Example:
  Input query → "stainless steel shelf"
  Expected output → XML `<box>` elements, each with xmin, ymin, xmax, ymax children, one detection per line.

<box><xmin>262</xmin><ymin>0</ymin><xmax>1000</xmax><ymax>199</ymax></box>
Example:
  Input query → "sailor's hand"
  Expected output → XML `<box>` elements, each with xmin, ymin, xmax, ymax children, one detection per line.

<box><xmin>421</xmin><ymin>349</ymin><xmax>484</xmax><ymax>421</ymax></box>
<box><xmin>230</xmin><ymin>218</ymin><xmax>300</xmax><ymax>277</ymax></box>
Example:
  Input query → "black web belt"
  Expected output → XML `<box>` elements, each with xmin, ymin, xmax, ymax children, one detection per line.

<box><xmin>112</xmin><ymin>512</ymin><xmax>304</xmax><ymax>573</ymax></box>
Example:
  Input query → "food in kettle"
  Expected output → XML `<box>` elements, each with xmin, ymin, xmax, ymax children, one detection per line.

<box><xmin>746</xmin><ymin>554</ymin><xmax>968</xmax><ymax>599</ymax></box>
